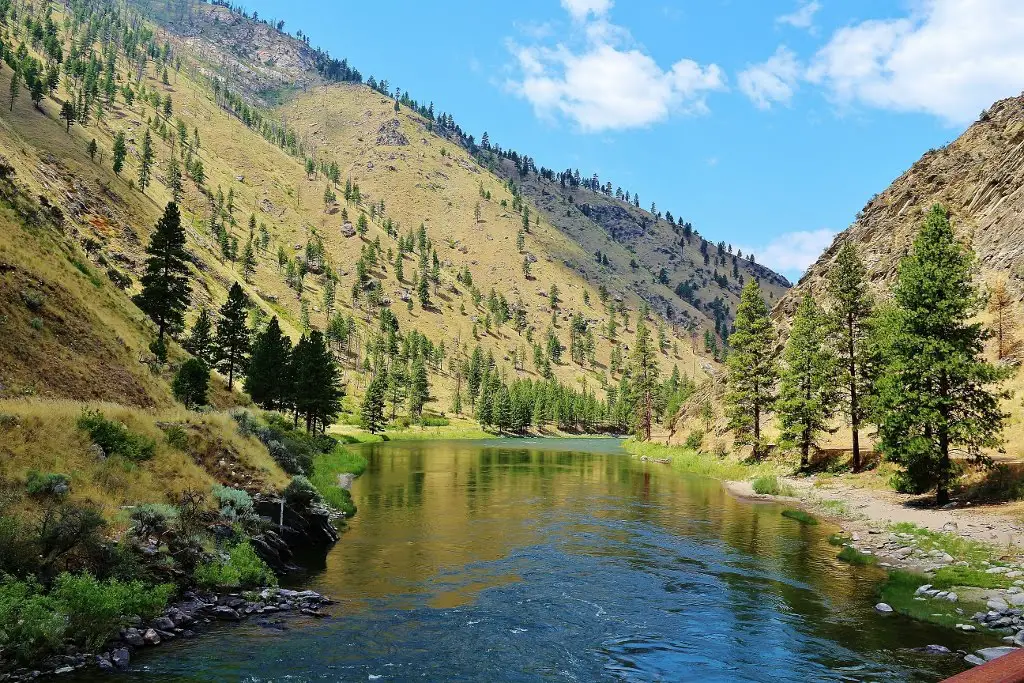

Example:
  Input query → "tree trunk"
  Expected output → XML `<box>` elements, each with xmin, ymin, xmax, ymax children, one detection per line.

<box><xmin>848</xmin><ymin>314</ymin><xmax>861</xmax><ymax>473</ymax></box>
<box><xmin>937</xmin><ymin>373</ymin><xmax>951</xmax><ymax>506</ymax></box>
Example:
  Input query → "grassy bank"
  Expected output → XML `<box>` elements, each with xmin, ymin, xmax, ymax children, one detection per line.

<box><xmin>309</xmin><ymin>447</ymin><xmax>368</xmax><ymax>517</ymax></box>
<box><xmin>623</xmin><ymin>439</ymin><xmax>782</xmax><ymax>482</ymax></box>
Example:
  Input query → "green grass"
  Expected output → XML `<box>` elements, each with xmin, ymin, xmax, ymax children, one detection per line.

<box><xmin>837</xmin><ymin>546</ymin><xmax>878</xmax><ymax>566</ymax></box>
<box><xmin>888</xmin><ymin>522</ymin><xmax>1001</xmax><ymax>566</ymax></box>
<box><xmin>878</xmin><ymin>570</ymin><xmax>989</xmax><ymax>628</ymax></box>
<box><xmin>752</xmin><ymin>475</ymin><xmax>796</xmax><ymax>497</ymax></box>
<box><xmin>624</xmin><ymin>440</ymin><xmax>779</xmax><ymax>481</ymax></box>
<box><xmin>816</xmin><ymin>499</ymin><xmax>853</xmax><ymax>518</ymax></box>
<box><xmin>931</xmin><ymin>565</ymin><xmax>1015</xmax><ymax>590</ymax></box>
<box><xmin>781</xmin><ymin>509</ymin><xmax>818</xmax><ymax>525</ymax></box>
<box><xmin>827</xmin><ymin>532</ymin><xmax>851</xmax><ymax>546</ymax></box>
<box><xmin>309</xmin><ymin>446</ymin><xmax>369</xmax><ymax>516</ymax></box>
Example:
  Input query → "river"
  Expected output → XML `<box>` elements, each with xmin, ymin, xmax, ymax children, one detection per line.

<box><xmin>104</xmin><ymin>438</ymin><xmax>985</xmax><ymax>681</ymax></box>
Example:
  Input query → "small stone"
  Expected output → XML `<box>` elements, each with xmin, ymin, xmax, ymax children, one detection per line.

<box><xmin>920</xmin><ymin>644</ymin><xmax>951</xmax><ymax>654</ymax></box>
<box><xmin>988</xmin><ymin>598</ymin><xmax>1010</xmax><ymax>612</ymax></box>
<box><xmin>915</xmin><ymin>584</ymin><xmax>934</xmax><ymax>596</ymax></box>
<box><xmin>143</xmin><ymin>628</ymin><xmax>161</xmax><ymax>645</ymax></box>
<box><xmin>1010</xmin><ymin>594</ymin><xmax>1024</xmax><ymax>607</ymax></box>
<box><xmin>96</xmin><ymin>656</ymin><xmax>114</xmax><ymax>671</ymax></box>
<box><xmin>945</xmin><ymin>593</ymin><xmax>959</xmax><ymax>603</ymax></box>
<box><xmin>1008</xmin><ymin>587</ymin><xmax>1023</xmax><ymax>595</ymax></box>
<box><xmin>54</xmin><ymin>666</ymin><xmax>73</xmax><ymax>675</ymax></box>
<box><xmin>875</xmin><ymin>603</ymin><xmax>894</xmax><ymax>613</ymax></box>
<box><xmin>956</xmin><ymin>624</ymin><xmax>978</xmax><ymax>632</ymax></box>
<box><xmin>964</xmin><ymin>654</ymin><xmax>986</xmax><ymax>667</ymax></box>
<box><xmin>987</xmin><ymin>566</ymin><xmax>1010</xmax><ymax>574</ymax></box>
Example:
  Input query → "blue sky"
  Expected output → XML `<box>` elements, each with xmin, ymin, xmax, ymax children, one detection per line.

<box><xmin>240</xmin><ymin>0</ymin><xmax>1024</xmax><ymax>280</ymax></box>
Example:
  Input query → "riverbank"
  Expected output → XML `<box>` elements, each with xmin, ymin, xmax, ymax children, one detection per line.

<box><xmin>625</xmin><ymin>439</ymin><xmax>1024</xmax><ymax>647</ymax></box>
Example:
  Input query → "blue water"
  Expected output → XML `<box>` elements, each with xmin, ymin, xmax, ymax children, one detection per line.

<box><xmin>93</xmin><ymin>439</ymin><xmax>983</xmax><ymax>681</ymax></box>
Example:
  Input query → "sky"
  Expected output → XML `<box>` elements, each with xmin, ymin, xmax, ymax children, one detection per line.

<box><xmin>238</xmin><ymin>0</ymin><xmax>1024</xmax><ymax>281</ymax></box>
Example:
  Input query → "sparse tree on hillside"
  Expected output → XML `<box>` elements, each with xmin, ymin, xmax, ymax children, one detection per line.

<box><xmin>988</xmin><ymin>278</ymin><xmax>1020</xmax><ymax>362</ymax></box>
<box><xmin>214</xmin><ymin>282</ymin><xmax>251</xmax><ymax>391</ymax></box>
<box><xmin>408</xmin><ymin>356</ymin><xmax>430</xmax><ymax>419</ymax></box>
<box><xmin>184</xmin><ymin>308</ymin><xmax>215</xmax><ymax>366</ymax></box>
<box><xmin>725</xmin><ymin>280</ymin><xmax>778</xmax><ymax>458</ymax></box>
<box><xmin>167</xmin><ymin>155</ymin><xmax>183</xmax><ymax>203</ymax></box>
<box><xmin>826</xmin><ymin>242</ymin><xmax>875</xmax><ymax>472</ymax></box>
<box><xmin>629</xmin><ymin>320</ymin><xmax>660</xmax><ymax>441</ymax></box>
<box><xmin>777</xmin><ymin>293</ymin><xmax>838</xmax><ymax>470</ymax></box>
<box><xmin>874</xmin><ymin>205</ymin><xmax>1010</xmax><ymax>505</ymax></box>
<box><xmin>361</xmin><ymin>371</ymin><xmax>387</xmax><ymax>434</ymax></box>
<box><xmin>292</xmin><ymin>331</ymin><xmax>343</xmax><ymax>433</ymax></box>
<box><xmin>60</xmin><ymin>100</ymin><xmax>75</xmax><ymax>132</ymax></box>
<box><xmin>241</xmin><ymin>236</ymin><xmax>256</xmax><ymax>282</ymax></box>
<box><xmin>134</xmin><ymin>202</ymin><xmax>191</xmax><ymax>358</ymax></box>
<box><xmin>138</xmin><ymin>129</ymin><xmax>154</xmax><ymax>192</ymax></box>
<box><xmin>87</xmin><ymin>138</ymin><xmax>97</xmax><ymax>161</ymax></box>
<box><xmin>112</xmin><ymin>132</ymin><xmax>127</xmax><ymax>176</ymax></box>
<box><xmin>8</xmin><ymin>69</ymin><xmax>19</xmax><ymax>111</ymax></box>
<box><xmin>172</xmin><ymin>358</ymin><xmax>209</xmax><ymax>409</ymax></box>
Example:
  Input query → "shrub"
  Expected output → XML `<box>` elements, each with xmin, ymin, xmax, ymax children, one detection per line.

<box><xmin>751</xmin><ymin>475</ymin><xmax>794</xmax><ymax>497</ymax></box>
<box><xmin>684</xmin><ymin>430</ymin><xmax>704</xmax><ymax>451</ymax></box>
<box><xmin>282</xmin><ymin>476</ymin><xmax>323</xmax><ymax>509</ymax></box>
<box><xmin>129</xmin><ymin>503</ymin><xmax>178</xmax><ymax>538</ymax></box>
<box><xmin>419</xmin><ymin>415</ymin><xmax>450</xmax><ymax>427</ymax></box>
<box><xmin>0</xmin><ymin>577</ymin><xmax>65</xmax><ymax>664</ymax></box>
<box><xmin>50</xmin><ymin>573</ymin><xmax>174</xmax><ymax>650</ymax></box>
<box><xmin>194</xmin><ymin>541</ymin><xmax>276</xmax><ymax>590</ymax></box>
<box><xmin>25</xmin><ymin>471</ymin><xmax>70</xmax><ymax>498</ymax></box>
<box><xmin>20</xmin><ymin>288</ymin><xmax>45</xmax><ymax>312</ymax></box>
<box><xmin>211</xmin><ymin>484</ymin><xmax>253</xmax><ymax>517</ymax></box>
<box><xmin>77</xmin><ymin>410</ymin><xmax>155</xmax><ymax>462</ymax></box>
<box><xmin>162</xmin><ymin>424</ymin><xmax>190</xmax><ymax>450</ymax></box>
<box><xmin>0</xmin><ymin>513</ymin><xmax>40</xmax><ymax>577</ymax></box>
<box><xmin>172</xmin><ymin>358</ymin><xmax>210</xmax><ymax>409</ymax></box>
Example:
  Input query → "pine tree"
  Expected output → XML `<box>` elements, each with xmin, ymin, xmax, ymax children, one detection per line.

<box><xmin>241</xmin><ymin>236</ymin><xmax>256</xmax><ymax>282</ymax></box>
<box><xmin>361</xmin><ymin>371</ymin><xmax>387</xmax><ymax>434</ymax></box>
<box><xmin>628</xmin><ymin>320</ymin><xmax>659</xmax><ymax>440</ymax></box>
<box><xmin>417</xmin><ymin>267</ymin><xmax>431</xmax><ymax>308</ymax></box>
<box><xmin>874</xmin><ymin>205</ymin><xmax>1010</xmax><ymax>505</ymax></box>
<box><xmin>247</xmin><ymin>317</ymin><xmax>292</xmax><ymax>409</ymax></box>
<box><xmin>87</xmin><ymin>138</ymin><xmax>98</xmax><ymax>161</ymax></box>
<box><xmin>215</xmin><ymin>282</ymin><xmax>250</xmax><ymax>391</ymax></box>
<box><xmin>386</xmin><ymin>362</ymin><xmax>407</xmax><ymax>420</ymax></box>
<box><xmin>408</xmin><ymin>356</ymin><xmax>430</xmax><ymax>418</ymax></box>
<box><xmin>167</xmin><ymin>155</ymin><xmax>183</xmax><ymax>203</ymax></box>
<box><xmin>138</xmin><ymin>129</ymin><xmax>154</xmax><ymax>192</ymax></box>
<box><xmin>8</xmin><ymin>69</ymin><xmax>19</xmax><ymax>111</ymax></box>
<box><xmin>184</xmin><ymin>308</ymin><xmax>215</xmax><ymax>365</ymax></box>
<box><xmin>826</xmin><ymin>242</ymin><xmax>874</xmax><ymax>471</ymax></box>
<box><xmin>133</xmin><ymin>202</ymin><xmax>191</xmax><ymax>357</ymax></box>
<box><xmin>60</xmin><ymin>100</ymin><xmax>75</xmax><ymax>132</ymax></box>
<box><xmin>777</xmin><ymin>293</ymin><xmax>837</xmax><ymax>469</ymax></box>
<box><xmin>112</xmin><ymin>132</ymin><xmax>127</xmax><ymax>176</ymax></box>
<box><xmin>725</xmin><ymin>280</ymin><xmax>778</xmax><ymax>458</ymax></box>
<box><xmin>172</xmin><ymin>358</ymin><xmax>209</xmax><ymax>409</ymax></box>
<box><xmin>292</xmin><ymin>331</ymin><xmax>343</xmax><ymax>433</ymax></box>
<box><xmin>988</xmin><ymin>277</ymin><xmax>1020</xmax><ymax>362</ymax></box>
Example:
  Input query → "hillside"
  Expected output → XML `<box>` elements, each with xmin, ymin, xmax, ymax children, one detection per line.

<box><xmin>778</xmin><ymin>94</ymin><xmax>1024</xmax><ymax>318</ymax></box>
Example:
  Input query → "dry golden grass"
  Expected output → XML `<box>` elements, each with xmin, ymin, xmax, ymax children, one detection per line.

<box><xmin>0</xmin><ymin>399</ymin><xmax>288</xmax><ymax>523</ymax></box>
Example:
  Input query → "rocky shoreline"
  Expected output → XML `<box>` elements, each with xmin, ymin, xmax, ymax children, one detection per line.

<box><xmin>0</xmin><ymin>587</ymin><xmax>335</xmax><ymax>681</ymax></box>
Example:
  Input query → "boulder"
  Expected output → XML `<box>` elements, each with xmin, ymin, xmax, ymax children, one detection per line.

<box><xmin>975</xmin><ymin>647</ymin><xmax>1018</xmax><ymax>663</ymax></box>
<box><xmin>122</xmin><ymin>628</ymin><xmax>144</xmax><ymax>647</ymax></box>
<box><xmin>875</xmin><ymin>603</ymin><xmax>894</xmax><ymax>613</ymax></box>
<box><xmin>212</xmin><ymin>606</ymin><xmax>241</xmax><ymax>621</ymax></box>
<box><xmin>111</xmin><ymin>648</ymin><xmax>130</xmax><ymax>670</ymax></box>
<box><xmin>143</xmin><ymin>628</ymin><xmax>161</xmax><ymax>645</ymax></box>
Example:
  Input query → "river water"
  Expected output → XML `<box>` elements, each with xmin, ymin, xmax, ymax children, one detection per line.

<box><xmin>107</xmin><ymin>438</ymin><xmax>985</xmax><ymax>681</ymax></box>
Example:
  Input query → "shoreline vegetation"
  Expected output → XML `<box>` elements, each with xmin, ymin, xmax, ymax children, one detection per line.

<box><xmin>624</xmin><ymin>439</ymin><xmax>1024</xmax><ymax>642</ymax></box>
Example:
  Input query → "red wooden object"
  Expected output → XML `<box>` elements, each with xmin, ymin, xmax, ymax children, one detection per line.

<box><xmin>943</xmin><ymin>650</ymin><xmax>1024</xmax><ymax>683</ymax></box>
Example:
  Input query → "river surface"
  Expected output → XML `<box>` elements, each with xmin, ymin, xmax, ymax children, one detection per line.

<box><xmin>106</xmin><ymin>438</ymin><xmax>986</xmax><ymax>681</ymax></box>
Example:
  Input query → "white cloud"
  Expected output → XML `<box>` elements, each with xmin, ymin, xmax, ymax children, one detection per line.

<box><xmin>808</xmin><ymin>0</ymin><xmax>1024</xmax><ymax>124</ymax></box>
<box><xmin>508</xmin><ymin>4</ymin><xmax>725</xmax><ymax>132</ymax></box>
<box><xmin>561</xmin><ymin>0</ymin><xmax>613</xmax><ymax>21</ymax></box>
<box><xmin>740</xmin><ymin>229</ymin><xmax>836</xmax><ymax>278</ymax></box>
<box><xmin>777</xmin><ymin>1</ymin><xmax>821</xmax><ymax>30</ymax></box>
<box><xmin>738</xmin><ymin>46</ymin><xmax>801</xmax><ymax>109</ymax></box>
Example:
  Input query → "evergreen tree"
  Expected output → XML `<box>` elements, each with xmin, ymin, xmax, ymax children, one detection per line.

<box><xmin>8</xmin><ymin>68</ymin><xmax>19</xmax><ymax>111</ymax></box>
<box><xmin>292</xmin><ymin>331</ymin><xmax>343</xmax><ymax>432</ymax></box>
<box><xmin>112</xmin><ymin>131</ymin><xmax>127</xmax><ymax>176</ymax></box>
<box><xmin>172</xmin><ymin>358</ymin><xmax>209</xmax><ymax>409</ymax></box>
<box><xmin>777</xmin><ymin>293</ymin><xmax>837</xmax><ymax>469</ymax></box>
<box><xmin>826</xmin><ymin>242</ymin><xmax>874</xmax><ymax>471</ymax></box>
<box><xmin>417</xmin><ymin>267</ymin><xmax>431</xmax><ymax>308</ymax></box>
<box><xmin>215</xmin><ymin>282</ymin><xmax>250</xmax><ymax>391</ymax></box>
<box><xmin>628</xmin><ymin>321</ymin><xmax>659</xmax><ymax>440</ymax></box>
<box><xmin>60</xmin><ymin>100</ymin><xmax>75</xmax><ymax>132</ymax></box>
<box><xmin>133</xmin><ymin>202</ymin><xmax>191</xmax><ymax>356</ymax></box>
<box><xmin>138</xmin><ymin>129</ymin><xmax>154</xmax><ymax>192</ymax></box>
<box><xmin>408</xmin><ymin>356</ymin><xmax>430</xmax><ymax>418</ymax></box>
<box><xmin>725</xmin><ymin>280</ymin><xmax>778</xmax><ymax>458</ymax></box>
<box><xmin>874</xmin><ymin>205</ymin><xmax>1010</xmax><ymax>505</ymax></box>
<box><xmin>247</xmin><ymin>317</ymin><xmax>292</xmax><ymax>409</ymax></box>
<box><xmin>361</xmin><ymin>371</ymin><xmax>387</xmax><ymax>434</ymax></box>
<box><xmin>241</xmin><ymin>235</ymin><xmax>256</xmax><ymax>282</ymax></box>
<box><xmin>87</xmin><ymin>138</ymin><xmax>97</xmax><ymax>161</ymax></box>
<box><xmin>167</xmin><ymin>155</ymin><xmax>183</xmax><ymax>203</ymax></box>
<box><xmin>184</xmin><ymin>308</ymin><xmax>215</xmax><ymax>366</ymax></box>
<box><xmin>386</xmin><ymin>362</ymin><xmax>407</xmax><ymax>420</ymax></box>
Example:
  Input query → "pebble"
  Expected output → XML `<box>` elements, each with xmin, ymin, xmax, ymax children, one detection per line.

<box><xmin>875</xmin><ymin>603</ymin><xmax>894</xmax><ymax>613</ymax></box>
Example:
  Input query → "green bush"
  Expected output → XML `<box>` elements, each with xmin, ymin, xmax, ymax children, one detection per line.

<box><xmin>25</xmin><ymin>471</ymin><xmax>70</xmax><ymax>498</ymax></box>
<box><xmin>50</xmin><ymin>573</ymin><xmax>174</xmax><ymax>650</ymax></box>
<box><xmin>0</xmin><ymin>577</ymin><xmax>65</xmax><ymax>664</ymax></box>
<box><xmin>751</xmin><ymin>475</ymin><xmax>794</xmax><ymax>497</ymax></box>
<box><xmin>684</xmin><ymin>430</ymin><xmax>704</xmax><ymax>451</ymax></box>
<box><xmin>173</xmin><ymin>359</ymin><xmax>210</xmax><ymax>408</ymax></box>
<box><xmin>77</xmin><ymin>409</ymin><xmax>155</xmax><ymax>462</ymax></box>
<box><xmin>282</xmin><ymin>476</ymin><xmax>323</xmax><ymax>509</ymax></box>
<box><xmin>162</xmin><ymin>424</ymin><xmax>190</xmax><ymax>451</ymax></box>
<box><xmin>419</xmin><ymin>415</ymin><xmax>450</xmax><ymax>427</ymax></box>
<box><xmin>194</xmin><ymin>541</ymin><xmax>276</xmax><ymax>590</ymax></box>
<box><xmin>212</xmin><ymin>484</ymin><xmax>253</xmax><ymax>517</ymax></box>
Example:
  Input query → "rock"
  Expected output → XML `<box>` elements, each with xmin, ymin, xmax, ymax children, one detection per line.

<box><xmin>54</xmin><ymin>666</ymin><xmax>74</xmax><ymax>675</ymax></box>
<box><xmin>96</xmin><ymin>656</ymin><xmax>114</xmax><ymax>671</ymax></box>
<box><xmin>945</xmin><ymin>592</ymin><xmax>959</xmax><ymax>603</ymax></box>
<box><xmin>1010</xmin><ymin>593</ymin><xmax>1024</xmax><ymax>607</ymax></box>
<box><xmin>964</xmin><ymin>654</ymin><xmax>986</xmax><ymax>667</ymax></box>
<box><xmin>987</xmin><ymin>566</ymin><xmax>1010</xmax><ymax>574</ymax></box>
<box><xmin>376</xmin><ymin>119</ymin><xmax>409</xmax><ymax>146</ymax></box>
<box><xmin>915</xmin><ymin>584</ymin><xmax>934</xmax><ymax>596</ymax></box>
<box><xmin>975</xmin><ymin>647</ymin><xmax>1018</xmax><ymax>663</ymax></box>
<box><xmin>1007</xmin><ymin>587</ymin><xmax>1022</xmax><ymax>595</ymax></box>
<box><xmin>123</xmin><ymin>628</ymin><xmax>144</xmax><ymax>647</ymax></box>
<box><xmin>1014</xmin><ymin>631</ymin><xmax>1024</xmax><ymax>647</ymax></box>
<box><xmin>212</xmin><ymin>606</ymin><xmax>241</xmax><ymax>621</ymax></box>
<box><xmin>894</xmin><ymin>546</ymin><xmax>913</xmax><ymax>558</ymax></box>
<box><xmin>956</xmin><ymin>624</ymin><xmax>978</xmax><ymax>632</ymax></box>
<box><xmin>87</xmin><ymin>443</ymin><xmax>105</xmax><ymax>460</ymax></box>
<box><xmin>151</xmin><ymin>616</ymin><xmax>175</xmax><ymax>631</ymax></box>
<box><xmin>988</xmin><ymin>598</ymin><xmax>1010</xmax><ymax>611</ymax></box>
<box><xmin>111</xmin><ymin>648</ymin><xmax>130</xmax><ymax>670</ymax></box>
<box><xmin>875</xmin><ymin>603</ymin><xmax>894</xmax><ymax>613</ymax></box>
<box><xmin>143</xmin><ymin>628</ymin><xmax>161</xmax><ymax>645</ymax></box>
<box><xmin>917</xmin><ymin>644</ymin><xmax>951</xmax><ymax>654</ymax></box>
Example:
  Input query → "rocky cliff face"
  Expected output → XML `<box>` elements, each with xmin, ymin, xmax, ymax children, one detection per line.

<box><xmin>777</xmin><ymin>95</ymin><xmax>1024</xmax><ymax>319</ymax></box>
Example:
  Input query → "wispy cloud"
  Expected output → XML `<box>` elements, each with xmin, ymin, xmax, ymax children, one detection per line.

<box><xmin>740</xmin><ymin>229</ymin><xmax>836</xmax><ymax>279</ymax></box>
<box><xmin>777</xmin><ymin>1</ymin><xmax>821</xmax><ymax>30</ymax></box>
<box><xmin>738</xmin><ymin>46</ymin><xmax>801</xmax><ymax>110</ymax></box>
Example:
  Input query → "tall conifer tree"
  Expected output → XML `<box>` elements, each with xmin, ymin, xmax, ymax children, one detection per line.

<box><xmin>725</xmin><ymin>280</ymin><xmax>778</xmax><ymax>458</ymax></box>
<box><xmin>134</xmin><ymin>202</ymin><xmax>191</xmax><ymax>358</ymax></box>
<box><xmin>215</xmin><ymin>282</ymin><xmax>250</xmax><ymax>390</ymax></box>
